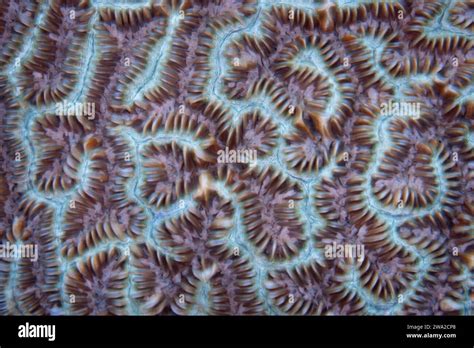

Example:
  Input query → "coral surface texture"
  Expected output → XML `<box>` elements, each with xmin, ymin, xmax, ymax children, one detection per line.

<box><xmin>0</xmin><ymin>0</ymin><xmax>473</xmax><ymax>315</ymax></box>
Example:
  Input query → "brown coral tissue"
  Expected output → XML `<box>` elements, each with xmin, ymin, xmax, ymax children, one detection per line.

<box><xmin>0</xmin><ymin>0</ymin><xmax>472</xmax><ymax>319</ymax></box>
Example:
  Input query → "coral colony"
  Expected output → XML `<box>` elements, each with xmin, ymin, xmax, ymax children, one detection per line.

<box><xmin>0</xmin><ymin>0</ymin><xmax>472</xmax><ymax>316</ymax></box>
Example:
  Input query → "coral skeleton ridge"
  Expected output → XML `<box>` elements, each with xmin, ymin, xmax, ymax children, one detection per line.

<box><xmin>0</xmin><ymin>0</ymin><xmax>473</xmax><ymax>315</ymax></box>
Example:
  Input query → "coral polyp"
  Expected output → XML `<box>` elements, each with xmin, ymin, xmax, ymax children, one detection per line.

<box><xmin>19</xmin><ymin>0</ymin><xmax>94</xmax><ymax>105</ymax></box>
<box><xmin>0</xmin><ymin>0</ymin><xmax>472</xmax><ymax>316</ymax></box>
<box><xmin>131</xmin><ymin>243</ymin><xmax>197</xmax><ymax>315</ymax></box>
